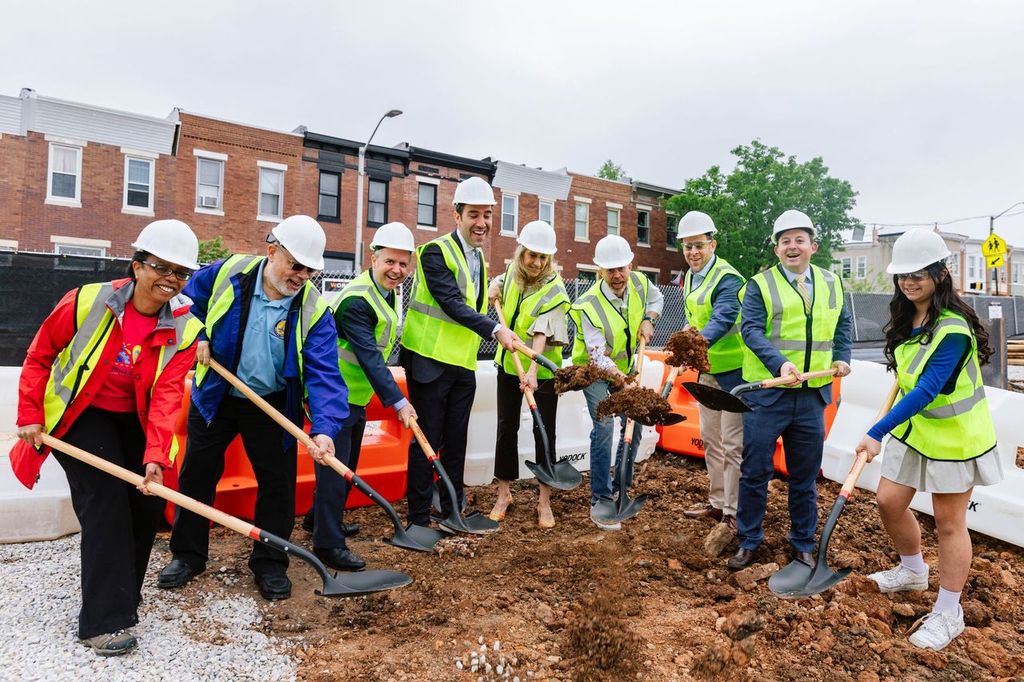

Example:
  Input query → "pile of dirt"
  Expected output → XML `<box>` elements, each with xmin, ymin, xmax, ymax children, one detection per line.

<box><xmin>665</xmin><ymin>328</ymin><xmax>710</xmax><ymax>372</ymax></box>
<box><xmin>595</xmin><ymin>386</ymin><xmax>677</xmax><ymax>425</ymax></box>
<box><xmin>554</xmin><ymin>362</ymin><xmax>624</xmax><ymax>394</ymax></box>
<box><xmin>167</xmin><ymin>451</ymin><xmax>1024</xmax><ymax>681</ymax></box>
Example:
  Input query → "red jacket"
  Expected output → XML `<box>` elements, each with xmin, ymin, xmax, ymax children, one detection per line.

<box><xmin>11</xmin><ymin>278</ymin><xmax>198</xmax><ymax>489</ymax></box>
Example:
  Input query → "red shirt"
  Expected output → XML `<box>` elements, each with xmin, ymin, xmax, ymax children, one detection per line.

<box><xmin>91</xmin><ymin>303</ymin><xmax>159</xmax><ymax>412</ymax></box>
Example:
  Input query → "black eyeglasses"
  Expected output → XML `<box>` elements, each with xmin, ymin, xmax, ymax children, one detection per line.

<box><xmin>896</xmin><ymin>271</ymin><xmax>930</xmax><ymax>282</ymax></box>
<box><xmin>140</xmin><ymin>261</ymin><xmax>193</xmax><ymax>281</ymax></box>
<box><xmin>277</xmin><ymin>246</ymin><xmax>319</xmax><ymax>275</ymax></box>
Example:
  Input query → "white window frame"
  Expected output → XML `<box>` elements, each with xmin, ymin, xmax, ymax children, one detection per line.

<box><xmin>416</xmin><ymin>176</ymin><xmax>440</xmax><ymax>231</ymax></box>
<box><xmin>501</xmin><ymin>193</ymin><xmax>519</xmax><ymax>236</ymax></box>
<box><xmin>855</xmin><ymin>255</ymin><xmax>866</xmax><ymax>279</ymax></box>
<box><xmin>538</xmin><ymin>198</ymin><xmax>555</xmax><ymax>229</ymax></box>
<box><xmin>665</xmin><ymin>212</ymin><xmax>678</xmax><ymax>251</ymax></box>
<box><xmin>839</xmin><ymin>256</ymin><xmax>852</xmax><ymax>278</ymax></box>
<box><xmin>50</xmin><ymin>235</ymin><xmax>110</xmax><ymax>257</ymax></box>
<box><xmin>194</xmin><ymin>149</ymin><xmax>227</xmax><ymax>216</ymax></box>
<box><xmin>574</xmin><ymin>199</ymin><xmax>590</xmax><ymax>242</ymax></box>
<box><xmin>638</xmin><ymin>266</ymin><xmax>659</xmax><ymax>284</ymax></box>
<box><xmin>46</xmin><ymin>140</ymin><xmax>84</xmax><ymax>207</ymax></box>
<box><xmin>257</xmin><ymin>160</ymin><xmax>287</xmax><ymax>223</ymax></box>
<box><xmin>636</xmin><ymin>208</ymin><xmax>651</xmax><ymax>247</ymax></box>
<box><xmin>122</xmin><ymin>151</ymin><xmax>157</xmax><ymax>216</ymax></box>
<box><xmin>606</xmin><ymin>203</ymin><xmax>622</xmax><ymax>237</ymax></box>
<box><xmin>0</xmin><ymin>239</ymin><xmax>18</xmax><ymax>252</ymax></box>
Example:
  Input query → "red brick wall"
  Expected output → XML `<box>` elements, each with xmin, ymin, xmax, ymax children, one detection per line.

<box><xmin>0</xmin><ymin>133</ymin><xmax>27</xmax><ymax>247</ymax></box>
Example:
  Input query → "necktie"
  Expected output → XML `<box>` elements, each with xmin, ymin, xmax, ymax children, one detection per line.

<box><xmin>795</xmin><ymin>274</ymin><xmax>812</xmax><ymax>314</ymax></box>
<box><xmin>470</xmin><ymin>249</ymin><xmax>481</xmax><ymax>290</ymax></box>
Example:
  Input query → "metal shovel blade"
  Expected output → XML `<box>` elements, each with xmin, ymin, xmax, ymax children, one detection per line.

<box><xmin>524</xmin><ymin>458</ymin><xmax>582</xmax><ymax>491</ymax></box>
<box><xmin>386</xmin><ymin>523</ymin><xmax>446</xmax><ymax>553</ymax></box>
<box><xmin>438</xmin><ymin>509</ymin><xmax>500</xmax><ymax>535</ymax></box>
<box><xmin>591</xmin><ymin>492</ymin><xmax>647</xmax><ymax>524</ymax></box>
<box><xmin>682</xmin><ymin>381</ymin><xmax>751</xmax><ymax>413</ymax></box>
<box><xmin>319</xmin><ymin>568</ymin><xmax>414</xmax><ymax>597</ymax></box>
<box><xmin>768</xmin><ymin>559</ymin><xmax>814</xmax><ymax>597</ymax></box>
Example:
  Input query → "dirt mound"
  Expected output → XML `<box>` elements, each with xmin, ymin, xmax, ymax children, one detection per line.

<box><xmin>665</xmin><ymin>328</ymin><xmax>710</xmax><ymax>372</ymax></box>
<box><xmin>595</xmin><ymin>386</ymin><xmax>677</xmax><ymax>425</ymax></box>
<box><xmin>554</xmin><ymin>363</ymin><xmax>624</xmax><ymax>394</ymax></box>
<box><xmin>562</xmin><ymin>569</ymin><xmax>643</xmax><ymax>681</ymax></box>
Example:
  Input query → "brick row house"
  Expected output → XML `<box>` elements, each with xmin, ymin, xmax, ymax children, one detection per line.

<box><xmin>0</xmin><ymin>88</ymin><xmax>686</xmax><ymax>288</ymax></box>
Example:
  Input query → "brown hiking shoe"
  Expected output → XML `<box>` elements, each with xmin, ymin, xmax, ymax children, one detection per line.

<box><xmin>80</xmin><ymin>630</ymin><xmax>137</xmax><ymax>656</ymax></box>
<box><xmin>683</xmin><ymin>504</ymin><xmax>723</xmax><ymax>521</ymax></box>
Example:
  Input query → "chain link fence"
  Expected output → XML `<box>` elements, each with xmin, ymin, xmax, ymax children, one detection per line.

<box><xmin>2</xmin><ymin>253</ymin><xmax>1022</xmax><ymax>367</ymax></box>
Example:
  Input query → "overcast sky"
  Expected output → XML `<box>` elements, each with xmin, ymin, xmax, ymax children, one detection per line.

<box><xmin>4</xmin><ymin>0</ymin><xmax>1023</xmax><ymax>242</ymax></box>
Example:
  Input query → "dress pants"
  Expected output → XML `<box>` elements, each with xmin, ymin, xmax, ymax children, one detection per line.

<box><xmin>170</xmin><ymin>393</ymin><xmax>297</xmax><ymax>576</ymax></box>
<box><xmin>311</xmin><ymin>405</ymin><xmax>366</xmax><ymax>549</ymax></box>
<box><xmin>406</xmin><ymin>364</ymin><xmax>476</xmax><ymax>526</ymax></box>
<box><xmin>697</xmin><ymin>373</ymin><xmax>744</xmax><ymax>516</ymax></box>
<box><xmin>736</xmin><ymin>389</ymin><xmax>825</xmax><ymax>553</ymax></box>
<box><xmin>493</xmin><ymin>370</ymin><xmax>558</xmax><ymax>481</ymax></box>
<box><xmin>54</xmin><ymin>407</ymin><xmax>164</xmax><ymax>639</ymax></box>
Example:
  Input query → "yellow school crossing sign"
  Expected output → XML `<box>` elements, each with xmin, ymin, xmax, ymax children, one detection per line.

<box><xmin>987</xmin><ymin>254</ymin><xmax>1005</xmax><ymax>268</ymax></box>
<box><xmin>982</xmin><ymin>232</ymin><xmax>1007</xmax><ymax>258</ymax></box>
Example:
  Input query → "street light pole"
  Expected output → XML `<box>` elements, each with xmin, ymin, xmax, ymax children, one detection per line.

<box><xmin>987</xmin><ymin>201</ymin><xmax>1024</xmax><ymax>296</ymax></box>
<box><xmin>354</xmin><ymin>109</ymin><xmax>403</xmax><ymax>273</ymax></box>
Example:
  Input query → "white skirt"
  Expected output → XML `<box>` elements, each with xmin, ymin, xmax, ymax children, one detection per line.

<box><xmin>880</xmin><ymin>438</ymin><xmax>1005</xmax><ymax>494</ymax></box>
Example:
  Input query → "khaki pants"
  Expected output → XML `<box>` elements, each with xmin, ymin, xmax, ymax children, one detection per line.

<box><xmin>697</xmin><ymin>373</ymin><xmax>744</xmax><ymax>516</ymax></box>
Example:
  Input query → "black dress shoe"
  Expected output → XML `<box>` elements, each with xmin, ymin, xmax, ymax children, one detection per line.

<box><xmin>157</xmin><ymin>559</ymin><xmax>203</xmax><ymax>589</ymax></box>
<box><xmin>314</xmin><ymin>547</ymin><xmax>366</xmax><ymax>572</ymax></box>
<box><xmin>792</xmin><ymin>550</ymin><xmax>814</xmax><ymax>567</ymax></box>
<box><xmin>341</xmin><ymin>522</ymin><xmax>360</xmax><ymax>537</ymax></box>
<box><xmin>726</xmin><ymin>547</ymin><xmax>759</xmax><ymax>571</ymax></box>
<box><xmin>254</xmin><ymin>573</ymin><xmax>292</xmax><ymax>600</ymax></box>
<box><xmin>301</xmin><ymin>513</ymin><xmax>314</xmax><ymax>533</ymax></box>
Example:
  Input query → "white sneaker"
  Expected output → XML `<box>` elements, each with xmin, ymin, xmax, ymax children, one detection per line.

<box><xmin>868</xmin><ymin>563</ymin><xmax>929</xmax><ymax>593</ymax></box>
<box><xmin>908</xmin><ymin>608</ymin><xmax>965</xmax><ymax>650</ymax></box>
<box><xmin>590</xmin><ymin>507</ymin><xmax>621</xmax><ymax>531</ymax></box>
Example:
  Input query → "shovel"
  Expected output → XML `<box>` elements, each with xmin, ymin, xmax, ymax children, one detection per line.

<box><xmin>493</xmin><ymin>300</ymin><xmax>582</xmax><ymax>491</ymax></box>
<box><xmin>684</xmin><ymin>368</ymin><xmax>839</xmax><ymax>413</ymax></box>
<box><xmin>40</xmin><ymin>434</ymin><xmax>411</xmax><ymax>597</ymax></box>
<box><xmin>510</xmin><ymin>338</ymin><xmax>559</xmax><ymax>374</ymax></box>
<box><xmin>768</xmin><ymin>380</ymin><xmax>900</xmax><ymax>598</ymax></box>
<box><xmin>208</xmin><ymin>359</ymin><xmax>443</xmax><ymax>554</ymax></box>
<box><xmin>660</xmin><ymin>365</ymin><xmax>681</xmax><ymax>400</ymax></box>
<box><xmin>591</xmin><ymin>335</ymin><xmax>649</xmax><ymax>525</ymax></box>
<box><xmin>409</xmin><ymin>417</ymin><xmax>499</xmax><ymax>535</ymax></box>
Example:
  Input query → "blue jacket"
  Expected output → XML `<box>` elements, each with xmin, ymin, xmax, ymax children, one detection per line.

<box><xmin>184</xmin><ymin>258</ymin><xmax>347</xmax><ymax>443</ymax></box>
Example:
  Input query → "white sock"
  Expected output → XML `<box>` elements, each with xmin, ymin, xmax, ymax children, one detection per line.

<box><xmin>900</xmin><ymin>553</ymin><xmax>928</xmax><ymax>574</ymax></box>
<box><xmin>934</xmin><ymin>587</ymin><xmax>962</xmax><ymax>615</ymax></box>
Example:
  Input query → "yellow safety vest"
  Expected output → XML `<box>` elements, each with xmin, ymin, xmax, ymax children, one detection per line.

<box><xmin>402</xmin><ymin>232</ymin><xmax>487</xmax><ymax>371</ymax></box>
<box><xmin>683</xmin><ymin>256</ymin><xmax>746</xmax><ymax>373</ymax></box>
<box><xmin>741</xmin><ymin>264</ymin><xmax>843</xmax><ymax>388</ymax></box>
<box><xmin>494</xmin><ymin>266</ymin><xmax>570</xmax><ymax>379</ymax></box>
<box><xmin>569</xmin><ymin>272</ymin><xmax>650</xmax><ymax>374</ymax></box>
<box><xmin>335</xmin><ymin>270</ymin><xmax>399</xmax><ymax>406</ymax></box>
<box><xmin>893</xmin><ymin>311</ymin><xmax>997</xmax><ymax>461</ymax></box>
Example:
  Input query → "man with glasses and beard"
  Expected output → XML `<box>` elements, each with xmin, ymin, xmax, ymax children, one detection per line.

<box><xmin>158</xmin><ymin>215</ymin><xmax>347</xmax><ymax>602</ymax></box>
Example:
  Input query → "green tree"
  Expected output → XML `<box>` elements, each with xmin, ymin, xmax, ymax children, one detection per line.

<box><xmin>596</xmin><ymin>159</ymin><xmax>627</xmax><ymax>181</ymax></box>
<box><xmin>197</xmin><ymin>236</ymin><xmax>231</xmax><ymax>264</ymax></box>
<box><xmin>664</xmin><ymin>140</ymin><xmax>863</xmax><ymax>277</ymax></box>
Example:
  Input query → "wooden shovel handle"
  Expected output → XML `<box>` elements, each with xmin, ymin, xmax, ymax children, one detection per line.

<box><xmin>840</xmin><ymin>380</ymin><xmax>901</xmax><ymax>497</ymax></box>
<box><xmin>493</xmin><ymin>299</ymin><xmax>538</xmax><ymax>409</ymax></box>
<box><xmin>206</xmin><ymin>359</ymin><xmax>355</xmax><ymax>481</ymax></box>
<box><xmin>408</xmin><ymin>417</ymin><xmax>439</xmax><ymax>462</ymax></box>
<box><xmin>623</xmin><ymin>335</ymin><xmax>649</xmax><ymax>443</ymax></box>
<box><xmin>761</xmin><ymin>367</ymin><xmax>839</xmax><ymax>389</ymax></box>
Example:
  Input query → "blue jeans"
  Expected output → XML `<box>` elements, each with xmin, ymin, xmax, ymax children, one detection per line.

<box><xmin>583</xmin><ymin>380</ymin><xmax>642</xmax><ymax>506</ymax></box>
<box><xmin>736</xmin><ymin>389</ymin><xmax>825</xmax><ymax>553</ymax></box>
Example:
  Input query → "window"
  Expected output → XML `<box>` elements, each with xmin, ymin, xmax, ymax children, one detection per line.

<box><xmin>666</xmin><ymin>215</ymin><xmax>678</xmax><ymax>249</ymax></box>
<box><xmin>368</xmin><ymin>179</ymin><xmax>387</xmax><ymax>226</ymax></box>
<box><xmin>52</xmin><ymin>236</ymin><xmax>109</xmax><ymax>258</ymax></box>
<box><xmin>639</xmin><ymin>269</ymin><xmax>658</xmax><ymax>284</ymax></box>
<box><xmin>839</xmin><ymin>257</ymin><xmax>851</xmax><ymax>278</ymax></box>
<box><xmin>47</xmin><ymin>143</ymin><xmax>82</xmax><ymax>204</ymax></box>
<box><xmin>948</xmin><ymin>253</ymin><xmax>960</xmax><ymax>279</ymax></box>
<box><xmin>195</xmin><ymin>154</ymin><xmax>225</xmax><ymax>212</ymax></box>
<box><xmin>318</xmin><ymin>171</ymin><xmax>340</xmax><ymax>221</ymax></box>
<box><xmin>539</xmin><ymin>199</ymin><xmax>554</xmax><ymax>228</ymax></box>
<box><xmin>607</xmin><ymin>207</ymin><xmax>620</xmax><ymax>236</ymax></box>
<box><xmin>1012</xmin><ymin>262</ymin><xmax>1021</xmax><ymax>284</ymax></box>
<box><xmin>501</xmin><ymin>194</ymin><xmax>518</xmax><ymax>235</ymax></box>
<box><xmin>968</xmin><ymin>256</ymin><xmax>977</xmax><ymax>280</ymax></box>
<box><xmin>856</xmin><ymin>256</ymin><xmax>866</xmax><ymax>279</ymax></box>
<box><xmin>258</xmin><ymin>164</ymin><xmax>285</xmax><ymax>221</ymax></box>
<box><xmin>123</xmin><ymin>156</ymin><xmax>154</xmax><ymax>213</ymax></box>
<box><xmin>577</xmin><ymin>269</ymin><xmax>596</xmax><ymax>285</ymax></box>
<box><xmin>575</xmin><ymin>201</ymin><xmax>589</xmax><ymax>241</ymax></box>
<box><xmin>417</xmin><ymin>182</ymin><xmax>437</xmax><ymax>227</ymax></box>
<box><xmin>637</xmin><ymin>210</ymin><xmax>650</xmax><ymax>245</ymax></box>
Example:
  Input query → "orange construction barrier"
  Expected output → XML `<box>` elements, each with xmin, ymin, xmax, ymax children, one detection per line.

<box><xmin>164</xmin><ymin>368</ymin><xmax>411</xmax><ymax>525</ymax></box>
<box><xmin>648</xmin><ymin>350</ymin><xmax>841</xmax><ymax>477</ymax></box>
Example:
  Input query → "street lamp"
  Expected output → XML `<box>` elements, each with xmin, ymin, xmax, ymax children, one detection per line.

<box><xmin>354</xmin><ymin>109</ymin><xmax>403</xmax><ymax>272</ymax></box>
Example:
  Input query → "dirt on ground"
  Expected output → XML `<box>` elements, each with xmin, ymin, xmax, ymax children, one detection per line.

<box><xmin>159</xmin><ymin>452</ymin><xmax>1024</xmax><ymax>681</ymax></box>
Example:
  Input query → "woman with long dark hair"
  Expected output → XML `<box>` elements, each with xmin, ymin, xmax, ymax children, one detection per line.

<box><xmin>856</xmin><ymin>229</ymin><xmax>1003</xmax><ymax>651</ymax></box>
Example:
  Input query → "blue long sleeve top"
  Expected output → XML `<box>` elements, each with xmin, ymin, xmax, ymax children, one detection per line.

<box><xmin>867</xmin><ymin>330</ymin><xmax>969</xmax><ymax>440</ymax></box>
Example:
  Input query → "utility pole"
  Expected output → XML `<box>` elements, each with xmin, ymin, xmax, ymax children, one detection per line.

<box><xmin>354</xmin><ymin>109</ymin><xmax>403</xmax><ymax>273</ymax></box>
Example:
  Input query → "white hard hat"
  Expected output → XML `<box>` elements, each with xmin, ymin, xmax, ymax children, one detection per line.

<box><xmin>270</xmin><ymin>215</ymin><xmax>326</xmax><ymax>270</ymax></box>
<box><xmin>517</xmin><ymin>220</ymin><xmax>557</xmax><ymax>255</ymax></box>
<box><xmin>131</xmin><ymin>219</ymin><xmax>200</xmax><ymax>270</ymax></box>
<box><xmin>886</xmin><ymin>229</ymin><xmax>951</xmax><ymax>274</ymax></box>
<box><xmin>772</xmin><ymin>209</ymin><xmax>816</xmax><ymax>242</ymax></box>
<box><xmin>452</xmin><ymin>176</ymin><xmax>496</xmax><ymax>206</ymax></box>
<box><xmin>677</xmin><ymin>211</ymin><xmax>717</xmax><ymax>240</ymax></box>
<box><xmin>593</xmin><ymin>235</ymin><xmax>634</xmax><ymax>269</ymax></box>
<box><xmin>371</xmin><ymin>222</ymin><xmax>415</xmax><ymax>252</ymax></box>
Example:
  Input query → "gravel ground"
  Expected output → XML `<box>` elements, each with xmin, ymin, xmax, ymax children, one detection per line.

<box><xmin>0</xmin><ymin>535</ymin><xmax>297</xmax><ymax>682</ymax></box>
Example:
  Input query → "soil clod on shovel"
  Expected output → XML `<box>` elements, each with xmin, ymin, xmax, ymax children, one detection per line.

<box><xmin>554</xmin><ymin>362</ymin><xmax>627</xmax><ymax>394</ymax></box>
<box><xmin>665</xmin><ymin>327</ymin><xmax>710</xmax><ymax>372</ymax></box>
<box><xmin>595</xmin><ymin>386</ymin><xmax>679</xmax><ymax>426</ymax></box>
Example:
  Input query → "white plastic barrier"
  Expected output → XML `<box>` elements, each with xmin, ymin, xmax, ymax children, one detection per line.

<box><xmin>0</xmin><ymin>367</ymin><xmax>81</xmax><ymax>543</ymax></box>
<box><xmin>822</xmin><ymin>359</ymin><xmax>1024</xmax><ymax>548</ymax></box>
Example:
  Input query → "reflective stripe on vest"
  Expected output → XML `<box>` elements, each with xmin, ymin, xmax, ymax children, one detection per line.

<box><xmin>741</xmin><ymin>264</ymin><xmax>843</xmax><ymax>388</ymax></box>
<box><xmin>683</xmin><ymin>256</ymin><xmax>746</xmax><ymax>373</ymax></box>
<box><xmin>402</xmin><ymin>233</ymin><xmax>487</xmax><ymax>371</ymax></box>
<box><xmin>892</xmin><ymin>311</ymin><xmax>997</xmax><ymax>461</ymax></box>
<box><xmin>569</xmin><ymin>272</ymin><xmax>650</xmax><ymax>373</ymax></box>
<box><xmin>336</xmin><ymin>270</ymin><xmax>399</xmax><ymax>406</ymax></box>
<box><xmin>495</xmin><ymin>266</ymin><xmax>570</xmax><ymax>379</ymax></box>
